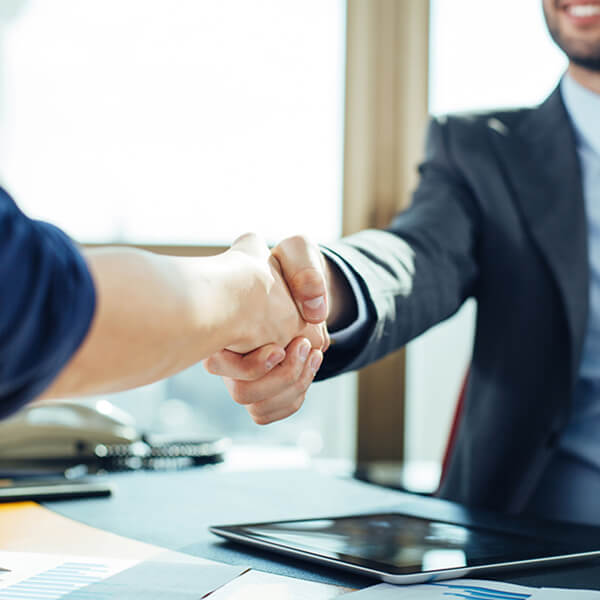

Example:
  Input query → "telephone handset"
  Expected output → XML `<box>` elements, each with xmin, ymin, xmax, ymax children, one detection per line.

<box><xmin>0</xmin><ymin>399</ymin><xmax>228</xmax><ymax>475</ymax></box>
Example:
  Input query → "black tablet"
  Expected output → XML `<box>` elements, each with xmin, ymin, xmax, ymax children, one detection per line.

<box><xmin>210</xmin><ymin>512</ymin><xmax>600</xmax><ymax>584</ymax></box>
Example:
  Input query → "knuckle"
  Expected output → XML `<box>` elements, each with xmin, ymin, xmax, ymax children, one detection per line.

<box><xmin>292</xmin><ymin>376</ymin><xmax>310</xmax><ymax>394</ymax></box>
<box><xmin>303</xmin><ymin>325</ymin><xmax>324</xmax><ymax>349</ymax></box>
<box><xmin>279</xmin><ymin>399</ymin><xmax>303</xmax><ymax>421</ymax></box>
<box><xmin>282</xmin><ymin>367</ymin><xmax>300</xmax><ymax>387</ymax></box>
<box><xmin>275</xmin><ymin>235</ymin><xmax>313</xmax><ymax>263</ymax></box>
<box><xmin>202</xmin><ymin>357</ymin><xmax>217</xmax><ymax>374</ymax></box>
<box><xmin>290</xmin><ymin>269</ymin><xmax>325</xmax><ymax>297</ymax></box>
<box><xmin>253</xmin><ymin>414</ymin><xmax>272</xmax><ymax>426</ymax></box>
<box><xmin>292</xmin><ymin>395</ymin><xmax>305</xmax><ymax>413</ymax></box>
<box><xmin>286</xmin><ymin>234</ymin><xmax>312</xmax><ymax>250</ymax></box>
<box><xmin>318</xmin><ymin>327</ymin><xmax>327</xmax><ymax>347</ymax></box>
<box><xmin>243</xmin><ymin>389</ymin><xmax>263</xmax><ymax>405</ymax></box>
<box><xmin>244</xmin><ymin>362</ymin><xmax>263</xmax><ymax>381</ymax></box>
<box><xmin>238</xmin><ymin>381</ymin><xmax>272</xmax><ymax>405</ymax></box>
<box><xmin>230</xmin><ymin>381</ymin><xmax>251</xmax><ymax>405</ymax></box>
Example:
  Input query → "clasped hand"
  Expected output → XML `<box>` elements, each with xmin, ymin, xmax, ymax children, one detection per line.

<box><xmin>222</xmin><ymin>233</ymin><xmax>328</xmax><ymax>355</ymax></box>
<box><xmin>205</xmin><ymin>234</ymin><xmax>330</xmax><ymax>425</ymax></box>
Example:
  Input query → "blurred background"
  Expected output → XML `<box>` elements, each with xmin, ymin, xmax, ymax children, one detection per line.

<box><xmin>0</xmin><ymin>0</ymin><xmax>567</xmax><ymax>487</ymax></box>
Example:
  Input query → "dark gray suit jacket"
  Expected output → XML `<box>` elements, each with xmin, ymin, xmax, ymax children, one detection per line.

<box><xmin>320</xmin><ymin>86</ymin><xmax>589</xmax><ymax>515</ymax></box>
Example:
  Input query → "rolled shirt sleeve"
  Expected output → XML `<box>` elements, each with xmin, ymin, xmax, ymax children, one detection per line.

<box><xmin>0</xmin><ymin>188</ymin><xmax>96</xmax><ymax>416</ymax></box>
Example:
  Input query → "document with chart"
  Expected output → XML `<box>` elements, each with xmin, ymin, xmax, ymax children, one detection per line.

<box><xmin>0</xmin><ymin>550</ymin><xmax>246</xmax><ymax>599</ymax></box>
<box><xmin>343</xmin><ymin>579</ymin><xmax>600</xmax><ymax>598</ymax></box>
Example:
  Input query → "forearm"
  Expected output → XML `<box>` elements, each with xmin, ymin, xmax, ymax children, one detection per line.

<box><xmin>42</xmin><ymin>247</ymin><xmax>243</xmax><ymax>398</ymax></box>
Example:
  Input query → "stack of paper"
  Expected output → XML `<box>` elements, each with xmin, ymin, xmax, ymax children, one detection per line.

<box><xmin>342</xmin><ymin>579</ymin><xmax>600</xmax><ymax>598</ymax></box>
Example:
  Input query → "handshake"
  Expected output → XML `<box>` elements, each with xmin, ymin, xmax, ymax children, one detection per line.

<box><xmin>204</xmin><ymin>233</ymin><xmax>346</xmax><ymax>426</ymax></box>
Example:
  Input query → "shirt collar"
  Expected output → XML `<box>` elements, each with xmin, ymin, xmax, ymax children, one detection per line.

<box><xmin>561</xmin><ymin>73</ymin><xmax>600</xmax><ymax>158</ymax></box>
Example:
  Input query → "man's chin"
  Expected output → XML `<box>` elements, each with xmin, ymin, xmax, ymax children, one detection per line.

<box><xmin>568</xmin><ymin>52</ymin><xmax>600</xmax><ymax>71</ymax></box>
<box><xmin>548</xmin><ymin>28</ymin><xmax>600</xmax><ymax>70</ymax></box>
<box><xmin>545</xmin><ymin>13</ymin><xmax>600</xmax><ymax>70</ymax></box>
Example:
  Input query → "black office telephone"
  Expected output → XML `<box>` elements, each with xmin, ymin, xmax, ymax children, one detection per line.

<box><xmin>0</xmin><ymin>399</ymin><xmax>229</xmax><ymax>476</ymax></box>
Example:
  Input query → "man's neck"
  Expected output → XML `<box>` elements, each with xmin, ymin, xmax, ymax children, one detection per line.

<box><xmin>568</xmin><ymin>62</ymin><xmax>600</xmax><ymax>95</ymax></box>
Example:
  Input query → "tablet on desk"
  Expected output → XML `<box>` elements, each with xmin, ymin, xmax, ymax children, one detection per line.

<box><xmin>210</xmin><ymin>512</ymin><xmax>600</xmax><ymax>584</ymax></box>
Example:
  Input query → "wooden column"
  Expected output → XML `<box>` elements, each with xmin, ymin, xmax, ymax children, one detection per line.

<box><xmin>343</xmin><ymin>0</ymin><xmax>429</xmax><ymax>462</ymax></box>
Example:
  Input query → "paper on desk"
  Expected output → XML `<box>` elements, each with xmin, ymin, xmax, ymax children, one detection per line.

<box><xmin>0</xmin><ymin>551</ymin><xmax>137</xmax><ymax>598</ymax></box>
<box><xmin>342</xmin><ymin>578</ymin><xmax>600</xmax><ymax>598</ymax></box>
<box><xmin>63</xmin><ymin>550</ymin><xmax>248</xmax><ymax>599</ymax></box>
<box><xmin>0</xmin><ymin>550</ymin><xmax>247</xmax><ymax>599</ymax></box>
<box><xmin>536</xmin><ymin>589</ymin><xmax>600</xmax><ymax>598</ymax></box>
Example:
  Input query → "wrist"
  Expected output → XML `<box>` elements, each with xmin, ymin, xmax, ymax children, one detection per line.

<box><xmin>324</xmin><ymin>255</ymin><xmax>357</xmax><ymax>331</ymax></box>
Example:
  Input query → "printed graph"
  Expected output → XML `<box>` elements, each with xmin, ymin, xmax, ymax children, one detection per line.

<box><xmin>432</xmin><ymin>581</ymin><xmax>532</xmax><ymax>599</ymax></box>
<box><xmin>0</xmin><ymin>561</ymin><xmax>112</xmax><ymax>599</ymax></box>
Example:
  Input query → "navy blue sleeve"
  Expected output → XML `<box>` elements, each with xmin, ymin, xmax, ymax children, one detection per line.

<box><xmin>0</xmin><ymin>188</ymin><xmax>96</xmax><ymax>417</ymax></box>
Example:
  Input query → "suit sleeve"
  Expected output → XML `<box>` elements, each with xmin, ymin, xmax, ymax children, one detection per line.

<box><xmin>0</xmin><ymin>188</ymin><xmax>96</xmax><ymax>416</ymax></box>
<box><xmin>318</xmin><ymin>117</ymin><xmax>481</xmax><ymax>379</ymax></box>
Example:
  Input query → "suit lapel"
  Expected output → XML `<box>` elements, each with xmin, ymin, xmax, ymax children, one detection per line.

<box><xmin>488</xmin><ymin>86</ymin><xmax>589</xmax><ymax>384</ymax></box>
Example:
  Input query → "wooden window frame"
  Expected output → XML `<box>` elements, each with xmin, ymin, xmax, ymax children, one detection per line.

<box><xmin>344</xmin><ymin>0</ymin><xmax>430</xmax><ymax>463</ymax></box>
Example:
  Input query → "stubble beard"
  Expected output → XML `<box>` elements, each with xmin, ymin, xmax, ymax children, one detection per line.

<box><xmin>544</xmin><ymin>6</ymin><xmax>600</xmax><ymax>71</ymax></box>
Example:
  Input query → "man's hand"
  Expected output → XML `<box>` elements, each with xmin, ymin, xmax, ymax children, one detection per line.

<box><xmin>205</xmin><ymin>235</ymin><xmax>355</xmax><ymax>425</ymax></box>
<box><xmin>206</xmin><ymin>337</ymin><xmax>323</xmax><ymax>424</ymax></box>
<box><xmin>271</xmin><ymin>236</ymin><xmax>329</xmax><ymax>324</ymax></box>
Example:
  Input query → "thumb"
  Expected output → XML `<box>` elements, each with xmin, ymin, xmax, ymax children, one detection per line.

<box><xmin>271</xmin><ymin>235</ymin><xmax>328</xmax><ymax>324</ymax></box>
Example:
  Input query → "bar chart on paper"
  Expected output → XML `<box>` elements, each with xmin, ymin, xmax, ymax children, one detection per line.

<box><xmin>0</xmin><ymin>549</ymin><xmax>247</xmax><ymax>599</ymax></box>
<box><xmin>344</xmin><ymin>580</ymin><xmax>534</xmax><ymax>599</ymax></box>
<box><xmin>344</xmin><ymin>579</ymin><xmax>600</xmax><ymax>598</ymax></box>
<box><xmin>0</xmin><ymin>551</ymin><xmax>136</xmax><ymax>599</ymax></box>
<box><xmin>429</xmin><ymin>581</ymin><xmax>532</xmax><ymax>598</ymax></box>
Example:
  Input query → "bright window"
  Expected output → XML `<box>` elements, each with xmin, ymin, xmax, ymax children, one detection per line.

<box><xmin>1</xmin><ymin>0</ymin><xmax>345</xmax><ymax>245</ymax></box>
<box><xmin>0</xmin><ymin>1</ymin><xmax>353</xmax><ymax>459</ymax></box>
<box><xmin>429</xmin><ymin>0</ymin><xmax>566</xmax><ymax>116</ymax></box>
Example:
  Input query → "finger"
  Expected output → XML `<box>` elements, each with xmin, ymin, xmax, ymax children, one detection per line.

<box><xmin>203</xmin><ymin>344</ymin><xmax>285</xmax><ymax>381</ymax></box>
<box><xmin>224</xmin><ymin>337</ymin><xmax>313</xmax><ymax>405</ymax></box>
<box><xmin>230</xmin><ymin>232</ymin><xmax>269</xmax><ymax>261</ymax></box>
<box><xmin>272</xmin><ymin>235</ymin><xmax>328</xmax><ymax>324</ymax></box>
<box><xmin>313</xmin><ymin>322</ymin><xmax>330</xmax><ymax>352</ymax></box>
<box><xmin>247</xmin><ymin>349</ymin><xmax>323</xmax><ymax>425</ymax></box>
<box><xmin>322</xmin><ymin>324</ymin><xmax>331</xmax><ymax>352</ymax></box>
<box><xmin>299</xmin><ymin>322</ymin><xmax>328</xmax><ymax>351</ymax></box>
<box><xmin>249</xmin><ymin>348</ymin><xmax>323</xmax><ymax>420</ymax></box>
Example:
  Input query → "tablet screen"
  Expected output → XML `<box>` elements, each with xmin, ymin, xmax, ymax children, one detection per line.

<box><xmin>218</xmin><ymin>513</ymin><xmax>586</xmax><ymax>575</ymax></box>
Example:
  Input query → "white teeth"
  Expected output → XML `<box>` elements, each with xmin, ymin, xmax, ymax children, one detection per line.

<box><xmin>568</xmin><ymin>4</ymin><xmax>600</xmax><ymax>17</ymax></box>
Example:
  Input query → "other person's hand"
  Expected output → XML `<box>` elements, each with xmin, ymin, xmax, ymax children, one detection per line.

<box><xmin>222</xmin><ymin>233</ymin><xmax>328</xmax><ymax>355</ymax></box>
